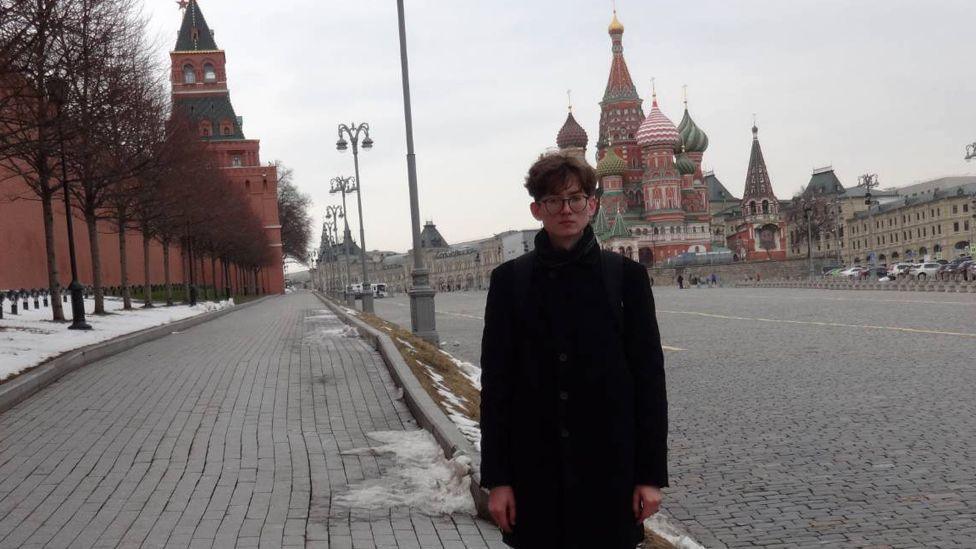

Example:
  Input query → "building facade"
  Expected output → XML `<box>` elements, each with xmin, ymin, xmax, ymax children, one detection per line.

<box><xmin>171</xmin><ymin>1</ymin><xmax>284</xmax><ymax>293</ymax></box>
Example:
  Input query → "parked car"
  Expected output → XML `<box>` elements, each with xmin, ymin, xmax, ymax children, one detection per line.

<box><xmin>823</xmin><ymin>267</ymin><xmax>846</xmax><ymax>277</ymax></box>
<box><xmin>968</xmin><ymin>262</ymin><xmax>976</xmax><ymax>281</ymax></box>
<box><xmin>909</xmin><ymin>262</ymin><xmax>942</xmax><ymax>280</ymax></box>
<box><xmin>839</xmin><ymin>266</ymin><xmax>866</xmax><ymax>278</ymax></box>
<box><xmin>888</xmin><ymin>263</ymin><xmax>914</xmax><ymax>279</ymax></box>
<box><xmin>937</xmin><ymin>257</ymin><xmax>973</xmax><ymax>281</ymax></box>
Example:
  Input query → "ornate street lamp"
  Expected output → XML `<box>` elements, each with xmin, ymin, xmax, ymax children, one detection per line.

<box><xmin>857</xmin><ymin>173</ymin><xmax>880</xmax><ymax>276</ymax></box>
<box><xmin>336</xmin><ymin>123</ymin><xmax>374</xmax><ymax>313</ymax></box>
<box><xmin>395</xmin><ymin>0</ymin><xmax>439</xmax><ymax>344</ymax></box>
<box><xmin>965</xmin><ymin>142</ymin><xmax>976</xmax><ymax>162</ymax></box>
<box><xmin>325</xmin><ymin>203</ymin><xmax>351</xmax><ymax>304</ymax></box>
<box><xmin>46</xmin><ymin>77</ymin><xmax>91</xmax><ymax>330</ymax></box>
<box><xmin>803</xmin><ymin>202</ymin><xmax>815</xmax><ymax>279</ymax></box>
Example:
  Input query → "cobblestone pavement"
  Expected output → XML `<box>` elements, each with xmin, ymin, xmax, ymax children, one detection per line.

<box><xmin>375</xmin><ymin>287</ymin><xmax>976</xmax><ymax>548</ymax></box>
<box><xmin>0</xmin><ymin>292</ymin><xmax>505</xmax><ymax>548</ymax></box>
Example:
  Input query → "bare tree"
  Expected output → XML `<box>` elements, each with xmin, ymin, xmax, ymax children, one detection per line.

<box><xmin>273</xmin><ymin>160</ymin><xmax>311</xmax><ymax>263</ymax></box>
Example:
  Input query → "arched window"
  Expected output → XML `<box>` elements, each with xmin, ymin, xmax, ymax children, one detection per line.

<box><xmin>183</xmin><ymin>64</ymin><xmax>196</xmax><ymax>84</ymax></box>
<box><xmin>245</xmin><ymin>180</ymin><xmax>251</xmax><ymax>191</ymax></box>
<box><xmin>749</xmin><ymin>201</ymin><xmax>757</xmax><ymax>215</ymax></box>
<box><xmin>203</xmin><ymin>63</ymin><xmax>216</xmax><ymax>83</ymax></box>
<box><xmin>198</xmin><ymin>120</ymin><xmax>211</xmax><ymax>137</ymax></box>
<box><xmin>762</xmin><ymin>200</ymin><xmax>770</xmax><ymax>214</ymax></box>
<box><xmin>262</xmin><ymin>179</ymin><xmax>268</xmax><ymax>192</ymax></box>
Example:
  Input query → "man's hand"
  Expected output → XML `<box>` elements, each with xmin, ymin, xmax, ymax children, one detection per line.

<box><xmin>488</xmin><ymin>486</ymin><xmax>516</xmax><ymax>533</ymax></box>
<box><xmin>633</xmin><ymin>485</ymin><xmax>662</xmax><ymax>523</ymax></box>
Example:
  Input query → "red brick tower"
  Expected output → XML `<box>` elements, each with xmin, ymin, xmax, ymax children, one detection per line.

<box><xmin>170</xmin><ymin>0</ymin><xmax>284</xmax><ymax>293</ymax></box>
<box><xmin>597</xmin><ymin>11</ymin><xmax>644</xmax><ymax>190</ymax></box>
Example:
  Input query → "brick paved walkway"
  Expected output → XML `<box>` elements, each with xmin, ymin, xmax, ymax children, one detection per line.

<box><xmin>0</xmin><ymin>292</ymin><xmax>506</xmax><ymax>548</ymax></box>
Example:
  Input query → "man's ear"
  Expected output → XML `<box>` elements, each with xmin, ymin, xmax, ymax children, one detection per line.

<box><xmin>530</xmin><ymin>201</ymin><xmax>543</xmax><ymax>221</ymax></box>
<box><xmin>586</xmin><ymin>196</ymin><xmax>598</xmax><ymax>217</ymax></box>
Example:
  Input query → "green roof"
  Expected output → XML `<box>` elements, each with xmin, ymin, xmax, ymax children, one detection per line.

<box><xmin>805</xmin><ymin>169</ymin><xmax>845</xmax><ymax>196</ymax></box>
<box><xmin>705</xmin><ymin>172</ymin><xmax>739</xmax><ymax>202</ymax></box>
<box><xmin>175</xmin><ymin>1</ymin><xmax>219</xmax><ymax>52</ymax></box>
<box><xmin>607</xmin><ymin>210</ymin><xmax>630</xmax><ymax>239</ymax></box>
<box><xmin>173</xmin><ymin>95</ymin><xmax>245</xmax><ymax>140</ymax></box>
<box><xmin>591</xmin><ymin>207</ymin><xmax>610</xmax><ymax>236</ymax></box>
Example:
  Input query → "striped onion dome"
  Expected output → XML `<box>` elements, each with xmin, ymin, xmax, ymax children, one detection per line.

<box><xmin>636</xmin><ymin>98</ymin><xmax>680</xmax><ymax>149</ymax></box>
<box><xmin>596</xmin><ymin>147</ymin><xmax>627</xmax><ymax>178</ymax></box>
<box><xmin>675</xmin><ymin>150</ymin><xmax>696</xmax><ymax>175</ymax></box>
<box><xmin>556</xmin><ymin>112</ymin><xmax>588</xmax><ymax>149</ymax></box>
<box><xmin>677</xmin><ymin>108</ymin><xmax>709</xmax><ymax>153</ymax></box>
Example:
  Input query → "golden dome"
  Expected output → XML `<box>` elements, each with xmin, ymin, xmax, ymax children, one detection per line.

<box><xmin>608</xmin><ymin>11</ymin><xmax>624</xmax><ymax>34</ymax></box>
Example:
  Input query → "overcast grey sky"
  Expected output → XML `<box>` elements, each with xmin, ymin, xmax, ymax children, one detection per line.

<box><xmin>144</xmin><ymin>0</ymin><xmax>976</xmax><ymax>254</ymax></box>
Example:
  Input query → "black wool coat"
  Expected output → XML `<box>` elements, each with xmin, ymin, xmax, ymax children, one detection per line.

<box><xmin>479</xmin><ymin>228</ymin><xmax>669</xmax><ymax>549</ymax></box>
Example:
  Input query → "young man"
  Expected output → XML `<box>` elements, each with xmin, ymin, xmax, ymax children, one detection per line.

<box><xmin>480</xmin><ymin>153</ymin><xmax>669</xmax><ymax>549</ymax></box>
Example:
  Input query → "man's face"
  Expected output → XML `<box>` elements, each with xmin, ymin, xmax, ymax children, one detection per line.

<box><xmin>529</xmin><ymin>178</ymin><xmax>598</xmax><ymax>240</ymax></box>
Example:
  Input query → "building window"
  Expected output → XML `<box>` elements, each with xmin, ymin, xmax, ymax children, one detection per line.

<box><xmin>263</xmin><ymin>179</ymin><xmax>268</xmax><ymax>192</ymax></box>
<box><xmin>953</xmin><ymin>205</ymin><xmax>958</xmax><ymax>214</ymax></box>
<box><xmin>203</xmin><ymin>63</ymin><xmax>216</xmax><ymax>82</ymax></box>
<box><xmin>245</xmin><ymin>180</ymin><xmax>251</xmax><ymax>191</ymax></box>
<box><xmin>183</xmin><ymin>64</ymin><xmax>195</xmax><ymax>84</ymax></box>
<box><xmin>954</xmin><ymin>222</ymin><xmax>960</xmax><ymax>232</ymax></box>
<box><xmin>231</xmin><ymin>155</ymin><xmax>242</xmax><ymax>167</ymax></box>
<box><xmin>965</xmin><ymin>204</ymin><xmax>971</xmax><ymax>213</ymax></box>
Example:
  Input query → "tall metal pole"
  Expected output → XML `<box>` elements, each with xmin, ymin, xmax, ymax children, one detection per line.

<box><xmin>350</xmin><ymin>146</ymin><xmax>374</xmax><ymax>313</ymax></box>
<box><xmin>858</xmin><ymin>173</ymin><xmax>879</xmax><ymax>275</ymax></box>
<box><xmin>327</xmin><ymin>202</ymin><xmax>352</xmax><ymax>305</ymax></box>
<box><xmin>804</xmin><ymin>206</ymin><xmax>814</xmax><ymax>279</ymax></box>
<box><xmin>396</xmin><ymin>0</ymin><xmax>439</xmax><ymax>344</ymax></box>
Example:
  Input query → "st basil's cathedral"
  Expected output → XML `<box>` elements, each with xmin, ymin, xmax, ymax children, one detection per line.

<box><xmin>553</xmin><ymin>11</ymin><xmax>787</xmax><ymax>265</ymax></box>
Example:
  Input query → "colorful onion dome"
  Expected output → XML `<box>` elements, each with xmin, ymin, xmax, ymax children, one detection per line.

<box><xmin>608</xmin><ymin>11</ymin><xmax>624</xmax><ymax>34</ymax></box>
<box><xmin>596</xmin><ymin>147</ymin><xmax>627</xmax><ymax>178</ymax></box>
<box><xmin>636</xmin><ymin>98</ymin><xmax>681</xmax><ymax>149</ymax></box>
<box><xmin>675</xmin><ymin>149</ymin><xmax>696</xmax><ymax>176</ymax></box>
<box><xmin>556</xmin><ymin>111</ymin><xmax>588</xmax><ymax>149</ymax></box>
<box><xmin>677</xmin><ymin>108</ymin><xmax>709</xmax><ymax>153</ymax></box>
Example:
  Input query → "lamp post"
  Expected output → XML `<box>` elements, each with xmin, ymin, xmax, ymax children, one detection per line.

<box><xmin>46</xmin><ymin>77</ymin><xmax>91</xmax><ymax>330</ymax></box>
<box><xmin>970</xmin><ymin>193</ymin><xmax>976</xmax><ymax>257</ymax></box>
<box><xmin>857</xmin><ymin>173</ymin><xmax>879</xmax><ymax>277</ymax></box>
<box><xmin>310</xmin><ymin>250</ymin><xmax>319</xmax><ymax>291</ymax></box>
<box><xmin>336</xmin><ymin>124</ymin><xmax>375</xmax><ymax>313</ymax></box>
<box><xmin>395</xmin><ymin>0</ymin><xmax>439</xmax><ymax>344</ymax></box>
<box><xmin>803</xmin><ymin>202</ymin><xmax>815</xmax><ymax>279</ymax></box>
<box><xmin>965</xmin><ymin>142</ymin><xmax>976</xmax><ymax>162</ymax></box>
<box><xmin>325</xmin><ymin>203</ymin><xmax>350</xmax><ymax>304</ymax></box>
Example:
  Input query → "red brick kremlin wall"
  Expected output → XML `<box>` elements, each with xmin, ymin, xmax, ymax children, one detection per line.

<box><xmin>0</xmin><ymin>172</ymin><xmax>184</xmax><ymax>291</ymax></box>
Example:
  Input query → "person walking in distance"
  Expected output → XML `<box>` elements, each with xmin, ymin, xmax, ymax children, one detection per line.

<box><xmin>480</xmin><ymin>153</ymin><xmax>669</xmax><ymax>548</ymax></box>
<box><xmin>676</xmin><ymin>274</ymin><xmax>684</xmax><ymax>289</ymax></box>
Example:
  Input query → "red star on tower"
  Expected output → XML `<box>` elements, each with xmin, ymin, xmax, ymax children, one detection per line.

<box><xmin>176</xmin><ymin>0</ymin><xmax>189</xmax><ymax>10</ymax></box>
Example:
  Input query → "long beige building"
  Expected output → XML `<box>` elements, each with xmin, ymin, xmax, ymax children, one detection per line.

<box><xmin>785</xmin><ymin>171</ymin><xmax>976</xmax><ymax>265</ymax></box>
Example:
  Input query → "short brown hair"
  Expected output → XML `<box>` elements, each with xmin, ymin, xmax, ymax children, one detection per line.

<box><xmin>524</xmin><ymin>153</ymin><xmax>597</xmax><ymax>201</ymax></box>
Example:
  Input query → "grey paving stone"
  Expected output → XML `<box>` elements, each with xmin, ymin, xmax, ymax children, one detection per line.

<box><xmin>0</xmin><ymin>293</ymin><xmax>501</xmax><ymax>548</ymax></box>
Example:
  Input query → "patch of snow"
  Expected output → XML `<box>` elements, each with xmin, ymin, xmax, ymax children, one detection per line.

<box><xmin>395</xmin><ymin>337</ymin><xmax>416</xmax><ymax>351</ymax></box>
<box><xmin>0</xmin><ymin>297</ymin><xmax>233</xmax><ymax>381</ymax></box>
<box><xmin>335</xmin><ymin>430</ymin><xmax>476</xmax><ymax>516</ymax></box>
<box><xmin>645</xmin><ymin>512</ymin><xmax>707</xmax><ymax>549</ymax></box>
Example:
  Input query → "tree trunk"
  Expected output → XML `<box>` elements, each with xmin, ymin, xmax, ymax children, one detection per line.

<box><xmin>163</xmin><ymin>240</ymin><xmax>173</xmax><ymax>306</ymax></box>
<box><xmin>41</xmin><ymin>187</ymin><xmax>65</xmax><ymax>321</ymax></box>
<box><xmin>142</xmin><ymin>227</ymin><xmax>153</xmax><ymax>308</ymax></box>
<box><xmin>210</xmin><ymin>255</ymin><xmax>218</xmax><ymax>300</ymax></box>
<box><xmin>85</xmin><ymin>212</ymin><xmax>105</xmax><ymax>314</ymax></box>
<box><xmin>201</xmin><ymin>254</ymin><xmax>209</xmax><ymax>300</ymax></box>
<box><xmin>118</xmin><ymin>210</ymin><xmax>131</xmax><ymax>310</ymax></box>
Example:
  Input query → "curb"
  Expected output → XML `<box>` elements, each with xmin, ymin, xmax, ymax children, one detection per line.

<box><xmin>0</xmin><ymin>296</ymin><xmax>273</xmax><ymax>415</ymax></box>
<box><xmin>312</xmin><ymin>292</ymin><xmax>490</xmax><ymax>521</ymax></box>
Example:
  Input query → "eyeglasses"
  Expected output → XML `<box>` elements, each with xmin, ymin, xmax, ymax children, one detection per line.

<box><xmin>539</xmin><ymin>194</ymin><xmax>590</xmax><ymax>215</ymax></box>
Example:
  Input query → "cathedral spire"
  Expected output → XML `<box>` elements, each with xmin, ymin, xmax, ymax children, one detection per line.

<box><xmin>175</xmin><ymin>0</ymin><xmax>218</xmax><ymax>52</ymax></box>
<box><xmin>742</xmin><ymin>123</ymin><xmax>776</xmax><ymax>202</ymax></box>
<box><xmin>602</xmin><ymin>9</ymin><xmax>638</xmax><ymax>103</ymax></box>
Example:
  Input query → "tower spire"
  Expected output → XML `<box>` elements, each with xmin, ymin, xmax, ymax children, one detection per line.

<box><xmin>651</xmin><ymin>77</ymin><xmax>657</xmax><ymax>106</ymax></box>
<box><xmin>567</xmin><ymin>89</ymin><xmax>572</xmax><ymax>112</ymax></box>
<box><xmin>175</xmin><ymin>0</ymin><xmax>218</xmax><ymax>52</ymax></box>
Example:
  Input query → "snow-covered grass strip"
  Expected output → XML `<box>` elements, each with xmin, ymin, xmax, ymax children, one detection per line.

<box><xmin>335</xmin><ymin>430</ymin><xmax>476</xmax><ymax>515</ymax></box>
<box><xmin>0</xmin><ymin>297</ymin><xmax>234</xmax><ymax>381</ymax></box>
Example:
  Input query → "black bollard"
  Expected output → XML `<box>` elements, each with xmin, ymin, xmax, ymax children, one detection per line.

<box><xmin>0</xmin><ymin>292</ymin><xmax>4</xmax><ymax>319</ymax></box>
<box><xmin>42</xmin><ymin>289</ymin><xmax>49</xmax><ymax>307</ymax></box>
<box><xmin>20</xmin><ymin>290</ymin><xmax>29</xmax><ymax>311</ymax></box>
<box><xmin>32</xmin><ymin>289</ymin><xmax>40</xmax><ymax>309</ymax></box>
<box><xmin>9</xmin><ymin>291</ymin><xmax>18</xmax><ymax>315</ymax></box>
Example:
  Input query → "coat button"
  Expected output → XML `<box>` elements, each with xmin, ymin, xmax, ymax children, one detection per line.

<box><xmin>558</xmin><ymin>353</ymin><xmax>568</xmax><ymax>362</ymax></box>
<box><xmin>559</xmin><ymin>391</ymin><xmax>569</xmax><ymax>401</ymax></box>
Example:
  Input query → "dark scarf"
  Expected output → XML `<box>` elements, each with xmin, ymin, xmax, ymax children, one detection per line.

<box><xmin>535</xmin><ymin>224</ymin><xmax>599</xmax><ymax>269</ymax></box>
